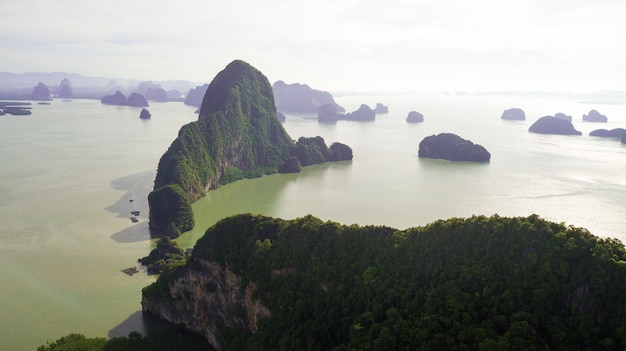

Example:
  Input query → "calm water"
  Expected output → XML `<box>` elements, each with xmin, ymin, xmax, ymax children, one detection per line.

<box><xmin>1</xmin><ymin>96</ymin><xmax>625</xmax><ymax>350</ymax></box>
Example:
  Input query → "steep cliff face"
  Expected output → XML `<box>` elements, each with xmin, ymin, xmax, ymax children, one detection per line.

<box><xmin>142</xmin><ymin>258</ymin><xmax>270</xmax><ymax>351</ymax></box>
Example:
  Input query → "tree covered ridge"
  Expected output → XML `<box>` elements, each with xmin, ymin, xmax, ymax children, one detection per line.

<box><xmin>148</xmin><ymin>60</ymin><xmax>351</xmax><ymax>237</ymax></box>
<box><xmin>144</xmin><ymin>213</ymin><xmax>626</xmax><ymax>350</ymax></box>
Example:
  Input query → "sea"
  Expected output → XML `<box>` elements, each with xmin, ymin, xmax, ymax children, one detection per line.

<box><xmin>0</xmin><ymin>94</ymin><xmax>624</xmax><ymax>350</ymax></box>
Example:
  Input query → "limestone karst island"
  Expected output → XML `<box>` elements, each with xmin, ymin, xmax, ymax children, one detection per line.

<box><xmin>147</xmin><ymin>60</ymin><xmax>352</xmax><ymax>238</ymax></box>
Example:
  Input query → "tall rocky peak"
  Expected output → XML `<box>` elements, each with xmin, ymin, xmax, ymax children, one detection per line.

<box><xmin>149</xmin><ymin>60</ymin><xmax>293</xmax><ymax>237</ymax></box>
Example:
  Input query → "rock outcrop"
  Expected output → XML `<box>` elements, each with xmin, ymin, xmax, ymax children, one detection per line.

<box><xmin>31</xmin><ymin>82</ymin><xmax>51</xmax><ymax>100</ymax></box>
<box><xmin>57</xmin><ymin>78</ymin><xmax>73</xmax><ymax>98</ymax></box>
<box><xmin>528</xmin><ymin>116</ymin><xmax>582</xmax><ymax>135</ymax></box>
<box><xmin>373</xmin><ymin>103</ymin><xmax>388</xmax><ymax>114</ymax></box>
<box><xmin>418</xmin><ymin>133</ymin><xmax>490</xmax><ymax>162</ymax></box>
<box><xmin>501</xmin><ymin>108</ymin><xmax>525</xmax><ymax>120</ymax></box>
<box><xmin>101</xmin><ymin>90</ymin><xmax>127</xmax><ymax>105</ymax></box>
<box><xmin>140</xmin><ymin>108</ymin><xmax>151</xmax><ymax>119</ymax></box>
<box><xmin>406</xmin><ymin>111</ymin><xmax>424</xmax><ymax>123</ymax></box>
<box><xmin>272</xmin><ymin>80</ymin><xmax>344</xmax><ymax>114</ymax></box>
<box><xmin>343</xmin><ymin>104</ymin><xmax>375</xmax><ymax>121</ymax></box>
<box><xmin>142</xmin><ymin>258</ymin><xmax>270</xmax><ymax>350</ymax></box>
<box><xmin>589</xmin><ymin>128</ymin><xmax>626</xmax><ymax>139</ymax></box>
<box><xmin>318</xmin><ymin>103</ymin><xmax>339</xmax><ymax>122</ymax></box>
<box><xmin>127</xmin><ymin>93</ymin><xmax>149</xmax><ymax>107</ymax></box>
<box><xmin>583</xmin><ymin>109</ymin><xmax>608</xmax><ymax>122</ymax></box>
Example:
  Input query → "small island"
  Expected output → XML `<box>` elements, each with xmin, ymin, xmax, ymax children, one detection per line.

<box><xmin>139</xmin><ymin>108</ymin><xmax>151</xmax><ymax>119</ymax></box>
<box><xmin>418</xmin><ymin>133</ymin><xmax>490</xmax><ymax>162</ymax></box>
<box><xmin>373</xmin><ymin>103</ymin><xmax>388</xmax><ymax>114</ymax></box>
<box><xmin>343</xmin><ymin>104</ymin><xmax>375</xmax><ymax>121</ymax></box>
<box><xmin>589</xmin><ymin>128</ymin><xmax>626</xmax><ymax>139</ymax></box>
<box><xmin>273</xmin><ymin>80</ymin><xmax>344</xmax><ymax>114</ymax></box>
<box><xmin>583</xmin><ymin>109</ymin><xmax>607</xmax><ymax>122</ymax></box>
<box><xmin>528</xmin><ymin>116</ymin><xmax>582</xmax><ymax>135</ymax></box>
<box><xmin>500</xmin><ymin>107</ymin><xmax>525</xmax><ymax>120</ymax></box>
<box><xmin>406</xmin><ymin>110</ymin><xmax>424</xmax><ymax>123</ymax></box>
<box><xmin>101</xmin><ymin>91</ymin><xmax>149</xmax><ymax>107</ymax></box>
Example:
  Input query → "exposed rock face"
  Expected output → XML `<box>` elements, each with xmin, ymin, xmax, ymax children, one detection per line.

<box><xmin>318</xmin><ymin>103</ymin><xmax>339</xmax><ymax>122</ymax></box>
<box><xmin>406</xmin><ymin>111</ymin><xmax>424</xmax><ymax>123</ymax></box>
<box><xmin>272</xmin><ymin>80</ymin><xmax>344</xmax><ymax>114</ymax></box>
<box><xmin>373</xmin><ymin>103</ymin><xmax>388</xmax><ymax>114</ymax></box>
<box><xmin>140</xmin><ymin>108</ymin><xmax>151</xmax><ymax>119</ymax></box>
<box><xmin>344</xmin><ymin>104</ymin><xmax>375</xmax><ymax>121</ymax></box>
<box><xmin>57</xmin><ymin>78</ymin><xmax>73</xmax><ymax>98</ymax></box>
<box><xmin>589</xmin><ymin>128</ymin><xmax>626</xmax><ymax>139</ymax></box>
<box><xmin>554</xmin><ymin>112</ymin><xmax>572</xmax><ymax>121</ymax></box>
<box><xmin>127</xmin><ymin>92</ymin><xmax>149</xmax><ymax>107</ymax></box>
<box><xmin>583</xmin><ymin>109</ymin><xmax>607</xmax><ymax>122</ymax></box>
<box><xmin>418</xmin><ymin>133</ymin><xmax>490</xmax><ymax>162</ymax></box>
<box><xmin>500</xmin><ymin>108</ymin><xmax>525</xmax><ymax>120</ymax></box>
<box><xmin>184</xmin><ymin>84</ymin><xmax>209</xmax><ymax>107</ymax></box>
<box><xmin>142</xmin><ymin>258</ymin><xmax>270</xmax><ymax>351</ymax></box>
<box><xmin>31</xmin><ymin>82</ymin><xmax>51</xmax><ymax>100</ymax></box>
<box><xmin>529</xmin><ymin>116</ymin><xmax>582</xmax><ymax>135</ymax></box>
<box><xmin>101</xmin><ymin>90</ymin><xmax>127</xmax><ymax>105</ymax></box>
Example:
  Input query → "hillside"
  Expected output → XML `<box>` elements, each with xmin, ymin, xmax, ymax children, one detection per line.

<box><xmin>148</xmin><ymin>60</ymin><xmax>351</xmax><ymax>237</ymax></box>
<box><xmin>142</xmin><ymin>213</ymin><xmax>626</xmax><ymax>350</ymax></box>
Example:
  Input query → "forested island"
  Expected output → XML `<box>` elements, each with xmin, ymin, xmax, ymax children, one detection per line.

<box><xmin>148</xmin><ymin>60</ymin><xmax>352</xmax><ymax>238</ymax></box>
<box><xmin>44</xmin><ymin>213</ymin><xmax>626</xmax><ymax>350</ymax></box>
<box><xmin>139</xmin><ymin>213</ymin><xmax>626</xmax><ymax>350</ymax></box>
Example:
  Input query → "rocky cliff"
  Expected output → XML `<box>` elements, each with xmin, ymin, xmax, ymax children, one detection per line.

<box><xmin>142</xmin><ymin>258</ymin><xmax>270</xmax><ymax>350</ymax></box>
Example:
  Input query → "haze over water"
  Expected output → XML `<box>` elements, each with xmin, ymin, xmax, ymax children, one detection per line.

<box><xmin>0</xmin><ymin>95</ymin><xmax>625</xmax><ymax>350</ymax></box>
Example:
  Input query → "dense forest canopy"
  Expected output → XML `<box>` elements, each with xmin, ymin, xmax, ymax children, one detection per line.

<box><xmin>143</xmin><ymin>213</ymin><xmax>626</xmax><ymax>350</ymax></box>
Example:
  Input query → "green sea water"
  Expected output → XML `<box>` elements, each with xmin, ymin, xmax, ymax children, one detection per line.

<box><xmin>1</xmin><ymin>95</ymin><xmax>625</xmax><ymax>350</ymax></box>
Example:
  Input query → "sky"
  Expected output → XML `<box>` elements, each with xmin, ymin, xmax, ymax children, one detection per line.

<box><xmin>1</xmin><ymin>0</ymin><xmax>625</xmax><ymax>94</ymax></box>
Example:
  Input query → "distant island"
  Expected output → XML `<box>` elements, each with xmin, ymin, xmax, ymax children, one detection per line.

<box><xmin>418</xmin><ymin>133</ymin><xmax>491</xmax><ymax>162</ymax></box>
<box><xmin>528</xmin><ymin>116</ymin><xmax>582</xmax><ymax>135</ymax></box>
<box><xmin>101</xmin><ymin>90</ymin><xmax>149</xmax><ymax>107</ymax></box>
<box><xmin>500</xmin><ymin>107</ymin><xmax>525</xmax><ymax>120</ymax></box>
<box><xmin>272</xmin><ymin>80</ymin><xmax>345</xmax><ymax>114</ymax></box>
<box><xmin>317</xmin><ymin>103</ymin><xmax>379</xmax><ymax>122</ymax></box>
<box><xmin>583</xmin><ymin>109</ymin><xmax>608</xmax><ymax>122</ymax></box>
<box><xmin>406</xmin><ymin>110</ymin><xmax>424</xmax><ymax>123</ymax></box>
<box><xmin>148</xmin><ymin>60</ymin><xmax>352</xmax><ymax>238</ymax></box>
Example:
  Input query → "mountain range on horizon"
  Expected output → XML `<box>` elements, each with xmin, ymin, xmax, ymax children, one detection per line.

<box><xmin>1</xmin><ymin>71</ymin><xmax>625</xmax><ymax>104</ymax></box>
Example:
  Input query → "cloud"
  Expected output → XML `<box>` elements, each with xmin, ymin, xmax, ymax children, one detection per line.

<box><xmin>1</xmin><ymin>0</ymin><xmax>625</xmax><ymax>93</ymax></box>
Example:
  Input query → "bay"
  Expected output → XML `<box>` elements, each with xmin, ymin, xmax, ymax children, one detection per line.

<box><xmin>0</xmin><ymin>95</ymin><xmax>625</xmax><ymax>350</ymax></box>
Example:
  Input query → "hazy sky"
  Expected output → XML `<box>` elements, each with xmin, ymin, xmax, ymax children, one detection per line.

<box><xmin>1</xmin><ymin>0</ymin><xmax>625</xmax><ymax>93</ymax></box>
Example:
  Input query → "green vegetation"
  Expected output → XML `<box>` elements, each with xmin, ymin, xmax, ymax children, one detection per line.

<box><xmin>138</xmin><ymin>237</ymin><xmax>187</xmax><ymax>274</ymax></box>
<box><xmin>147</xmin><ymin>184</ymin><xmax>194</xmax><ymax>238</ymax></box>
<box><xmin>37</xmin><ymin>331</ymin><xmax>212</xmax><ymax>351</ymax></box>
<box><xmin>148</xmin><ymin>60</ymin><xmax>352</xmax><ymax>237</ymax></box>
<box><xmin>145</xmin><ymin>213</ymin><xmax>626</xmax><ymax>350</ymax></box>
